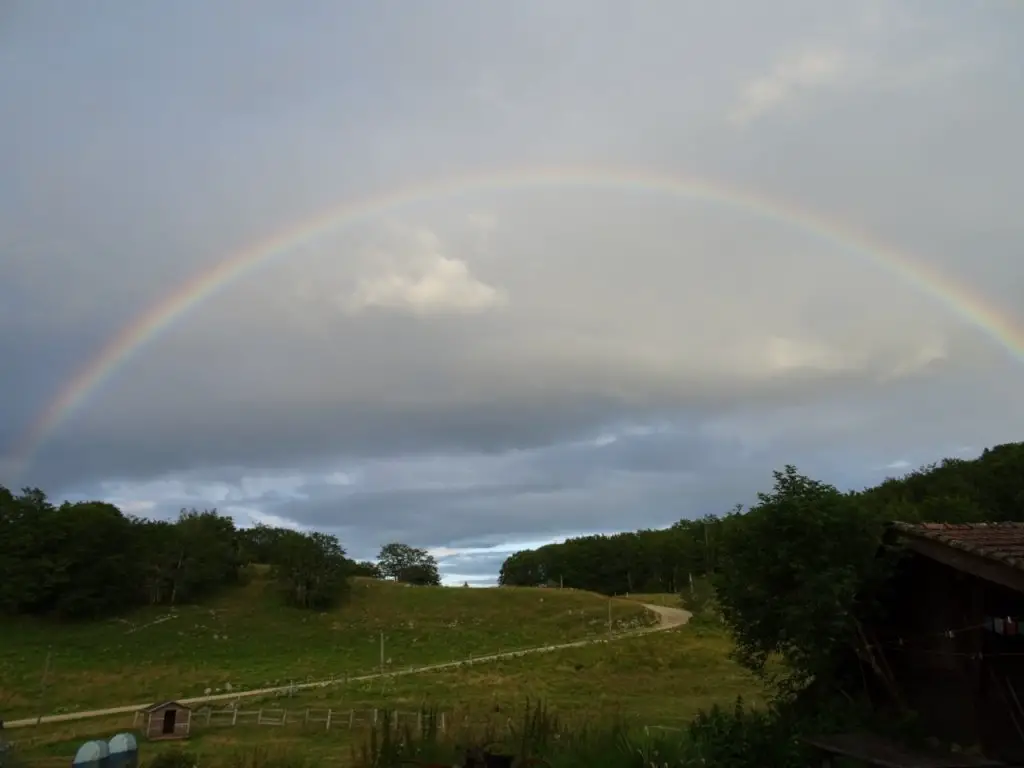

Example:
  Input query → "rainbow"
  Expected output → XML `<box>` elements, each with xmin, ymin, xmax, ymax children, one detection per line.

<box><xmin>9</xmin><ymin>165</ymin><xmax>1024</xmax><ymax>477</ymax></box>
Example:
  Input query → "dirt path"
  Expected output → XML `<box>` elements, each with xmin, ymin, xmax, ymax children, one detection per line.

<box><xmin>638</xmin><ymin>602</ymin><xmax>691</xmax><ymax>629</ymax></box>
<box><xmin>4</xmin><ymin>602</ymin><xmax>690</xmax><ymax>730</ymax></box>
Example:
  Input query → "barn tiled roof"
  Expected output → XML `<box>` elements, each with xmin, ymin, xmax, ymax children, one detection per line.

<box><xmin>890</xmin><ymin>521</ymin><xmax>1024</xmax><ymax>572</ymax></box>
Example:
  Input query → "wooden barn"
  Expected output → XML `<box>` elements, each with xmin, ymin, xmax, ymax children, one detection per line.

<box><xmin>136</xmin><ymin>701</ymin><xmax>192</xmax><ymax>741</ymax></box>
<box><xmin>833</xmin><ymin>522</ymin><xmax>1024</xmax><ymax>765</ymax></box>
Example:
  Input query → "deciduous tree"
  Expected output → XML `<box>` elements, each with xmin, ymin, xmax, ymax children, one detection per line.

<box><xmin>377</xmin><ymin>542</ymin><xmax>440</xmax><ymax>584</ymax></box>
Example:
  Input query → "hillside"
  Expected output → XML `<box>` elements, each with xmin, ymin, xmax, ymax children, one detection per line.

<box><xmin>0</xmin><ymin>572</ymin><xmax>655</xmax><ymax>720</ymax></box>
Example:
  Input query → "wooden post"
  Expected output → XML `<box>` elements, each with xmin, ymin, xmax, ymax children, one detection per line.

<box><xmin>373</xmin><ymin>708</ymin><xmax>377</xmax><ymax>724</ymax></box>
<box><xmin>36</xmin><ymin>650</ymin><xmax>52</xmax><ymax>726</ymax></box>
<box><xmin>206</xmin><ymin>709</ymin><xmax>212</xmax><ymax>725</ymax></box>
<box><xmin>257</xmin><ymin>709</ymin><xmax>263</xmax><ymax>725</ymax></box>
<box><xmin>325</xmin><ymin>709</ymin><xmax>332</xmax><ymax>730</ymax></box>
<box><xmin>304</xmin><ymin>708</ymin><xmax>310</xmax><ymax>725</ymax></box>
<box><xmin>349</xmin><ymin>709</ymin><xmax>355</xmax><ymax>728</ymax></box>
<box><xmin>232</xmin><ymin>708</ymin><xmax>238</xmax><ymax>725</ymax></box>
<box><xmin>282</xmin><ymin>710</ymin><xmax>287</xmax><ymax>725</ymax></box>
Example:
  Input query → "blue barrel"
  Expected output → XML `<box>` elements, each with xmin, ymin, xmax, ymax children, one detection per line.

<box><xmin>72</xmin><ymin>740</ymin><xmax>110</xmax><ymax>768</ymax></box>
<box><xmin>107</xmin><ymin>733</ymin><xmax>138</xmax><ymax>768</ymax></box>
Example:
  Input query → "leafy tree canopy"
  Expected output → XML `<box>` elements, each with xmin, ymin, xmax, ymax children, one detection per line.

<box><xmin>377</xmin><ymin>542</ymin><xmax>441</xmax><ymax>585</ymax></box>
<box><xmin>0</xmin><ymin>488</ymin><xmax>368</xmax><ymax>619</ymax></box>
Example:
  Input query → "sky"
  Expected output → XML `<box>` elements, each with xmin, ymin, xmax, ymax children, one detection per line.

<box><xmin>1</xmin><ymin>0</ymin><xmax>1023</xmax><ymax>585</ymax></box>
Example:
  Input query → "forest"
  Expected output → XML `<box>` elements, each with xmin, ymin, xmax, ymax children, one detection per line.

<box><xmin>0</xmin><ymin>486</ymin><xmax>441</xmax><ymax>620</ymax></box>
<box><xmin>501</xmin><ymin>441</ymin><xmax>1024</xmax><ymax>698</ymax></box>
<box><xmin>497</xmin><ymin>515</ymin><xmax>723</xmax><ymax>594</ymax></box>
<box><xmin>499</xmin><ymin>442</ymin><xmax>1024</xmax><ymax>595</ymax></box>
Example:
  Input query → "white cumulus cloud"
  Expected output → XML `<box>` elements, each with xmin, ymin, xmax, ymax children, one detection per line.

<box><xmin>347</xmin><ymin>229</ymin><xmax>505</xmax><ymax>316</ymax></box>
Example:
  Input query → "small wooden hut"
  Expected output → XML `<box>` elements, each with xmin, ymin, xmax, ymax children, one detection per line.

<box><xmin>137</xmin><ymin>701</ymin><xmax>191</xmax><ymax>741</ymax></box>
<box><xmin>820</xmin><ymin>522</ymin><xmax>1024</xmax><ymax>765</ymax></box>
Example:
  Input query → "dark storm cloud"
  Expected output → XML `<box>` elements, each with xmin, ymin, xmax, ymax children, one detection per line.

<box><xmin>22</xmin><ymin>354</ymin><xmax>973</xmax><ymax>494</ymax></box>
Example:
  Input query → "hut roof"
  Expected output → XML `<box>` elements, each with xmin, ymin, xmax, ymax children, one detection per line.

<box><xmin>891</xmin><ymin>522</ymin><xmax>1024</xmax><ymax>570</ymax></box>
<box><xmin>889</xmin><ymin>521</ymin><xmax>1024</xmax><ymax>593</ymax></box>
<box><xmin>138</xmin><ymin>700</ymin><xmax>190</xmax><ymax>713</ymax></box>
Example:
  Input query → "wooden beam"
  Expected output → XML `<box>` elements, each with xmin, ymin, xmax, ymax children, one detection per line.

<box><xmin>901</xmin><ymin>536</ymin><xmax>1024</xmax><ymax>594</ymax></box>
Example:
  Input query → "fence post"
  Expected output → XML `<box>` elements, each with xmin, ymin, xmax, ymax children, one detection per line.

<box><xmin>257</xmin><ymin>709</ymin><xmax>263</xmax><ymax>725</ymax></box>
<box><xmin>440</xmin><ymin>712</ymin><xmax>445</xmax><ymax>733</ymax></box>
<box><xmin>325</xmin><ymin>709</ymin><xmax>332</xmax><ymax>730</ymax></box>
<box><xmin>372</xmin><ymin>708</ymin><xmax>377</xmax><ymax>724</ymax></box>
<box><xmin>206</xmin><ymin>709</ymin><xmax>212</xmax><ymax>725</ymax></box>
<box><xmin>282</xmin><ymin>710</ymin><xmax>288</xmax><ymax>726</ymax></box>
<box><xmin>232</xmin><ymin>708</ymin><xmax>238</xmax><ymax>725</ymax></box>
<box><xmin>349</xmin><ymin>710</ymin><xmax>355</xmax><ymax>728</ymax></box>
<box><xmin>304</xmin><ymin>709</ymin><xmax>310</xmax><ymax>725</ymax></box>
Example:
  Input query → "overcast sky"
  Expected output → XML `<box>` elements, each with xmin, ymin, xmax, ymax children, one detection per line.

<box><xmin>2</xmin><ymin>1</ymin><xmax>1022</xmax><ymax>584</ymax></box>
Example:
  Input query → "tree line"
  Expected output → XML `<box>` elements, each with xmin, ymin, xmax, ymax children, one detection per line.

<box><xmin>0</xmin><ymin>485</ymin><xmax>440</xmax><ymax>621</ymax></box>
<box><xmin>498</xmin><ymin>514</ymin><xmax>725</xmax><ymax>594</ymax></box>
<box><xmin>713</xmin><ymin>441</ymin><xmax>1024</xmax><ymax>700</ymax></box>
<box><xmin>500</xmin><ymin>440</ymin><xmax>1024</xmax><ymax>703</ymax></box>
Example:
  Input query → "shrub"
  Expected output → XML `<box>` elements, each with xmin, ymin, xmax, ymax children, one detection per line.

<box><xmin>683</xmin><ymin>697</ymin><xmax>807</xmax><ymax>768</ymax></box>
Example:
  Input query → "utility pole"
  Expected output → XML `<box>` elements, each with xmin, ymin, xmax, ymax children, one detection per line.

<box><xmin>379</xmin><ymin>631</ymin><xmax>385</xmax><ymax>695</ymax></box>
<box><xmin>36</xmin><ymin>649</ymin><xmax>51</xmax><ymax>726</ymax></box>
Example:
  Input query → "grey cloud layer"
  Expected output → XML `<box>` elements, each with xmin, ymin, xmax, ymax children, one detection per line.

<box><xmin>1</xmin><ymin>1</ymin><xmax>1022</xmax><ymax>582</ymax></box>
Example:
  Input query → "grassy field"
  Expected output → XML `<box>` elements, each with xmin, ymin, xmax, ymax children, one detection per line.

<box><xmin>0</xmin><ymin>574</ymin><xmax>654</xmax><ymax>721</ymax></box>
<box><xmin>618</xmin><ymin>592</ymin><xmax>685</xmax><ymax>608</ymax></box>
<box><xmin>7</xmin><ymin>619</ymin><xmax>762</xmax><ymax>768</ymax></box>
<box><xmin>275</xmin><ymin>619</ymin><xmax>758</xmax><ymax>725</ymax></box>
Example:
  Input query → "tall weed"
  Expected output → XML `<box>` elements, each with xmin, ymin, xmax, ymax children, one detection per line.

<box><xmin>350</xmin><ymin>699</ymin><xmax>813</xmax><ymax>768</ymax></box>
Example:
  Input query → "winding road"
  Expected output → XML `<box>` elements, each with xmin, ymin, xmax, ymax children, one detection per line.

<box><xmin>4</xmin><ymin>602</ymin><xmax>691</xmax><ymax>730</ymax></box>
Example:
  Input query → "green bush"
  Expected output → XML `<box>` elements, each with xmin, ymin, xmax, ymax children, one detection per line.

<box><xmin>683</xmin><ymin>697</ymin><xmax>808</xmax><ymax>768</ymax></box>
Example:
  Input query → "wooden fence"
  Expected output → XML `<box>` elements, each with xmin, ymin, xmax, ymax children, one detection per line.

<box><xmin>164</xmin><ymin>706</ymin><xmax>689</xmax><ymax>738</ymax></box>
<box><xmin>132</xmin><ymin>706</ymin><xmax>458</xmax><ymax>733</ymax></box>
<box><xmin>7</xmin><ymin>713</ymin><xmax>688</xmax><ymax>750</ymax></box>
